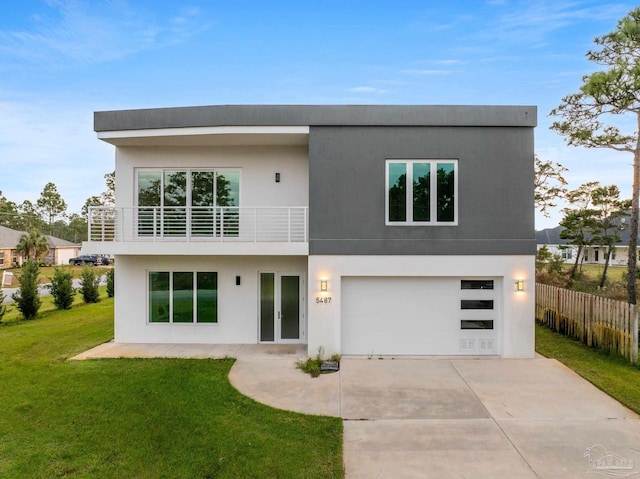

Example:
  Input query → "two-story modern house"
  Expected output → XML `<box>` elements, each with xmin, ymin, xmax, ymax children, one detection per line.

<box><xmin>86</xmin><ymin>105</ymin><xmax>536</xmax><ymax>358</ymax></box>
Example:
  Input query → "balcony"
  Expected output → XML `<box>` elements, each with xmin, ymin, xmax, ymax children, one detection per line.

<box><xmin>84</xmin><ymin>206</ymin><xmax>309</xmax><ymax>256</ymax></box>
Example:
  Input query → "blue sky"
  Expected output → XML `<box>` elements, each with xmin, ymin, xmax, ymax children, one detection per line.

<box><xmin>0</xmin><ymin>0</ymin><xmax>638</xmax><ymax>229</ymax></box>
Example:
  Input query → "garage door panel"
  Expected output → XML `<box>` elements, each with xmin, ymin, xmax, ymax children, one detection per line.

<box><xmin>341</xmin><ymin>277</ymin><xmax>498</xmax><ymax>356</ymax></box>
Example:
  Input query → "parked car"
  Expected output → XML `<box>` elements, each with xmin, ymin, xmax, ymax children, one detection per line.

<box><xmin>69</xmin><ymin>255</ymin><xmax>102</xmax><ymax>266</ymax></box>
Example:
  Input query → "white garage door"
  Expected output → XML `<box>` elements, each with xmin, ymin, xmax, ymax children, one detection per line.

<box><xmin>341</xmin><ymin>277</ymin><xmax>499</xmax><ymax>356</ymax></box>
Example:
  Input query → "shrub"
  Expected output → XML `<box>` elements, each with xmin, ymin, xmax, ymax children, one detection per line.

<box><xmin>0</xmin><ymin>289</ymin><xmax>6</xmax><ymax>323</ymax></box>
<box><xmin>79</xmin><ymin>267</ymin><xmax>100</xmax><ymax>304</ymax></box>
<box><xmin>295</xmin><ymin>346</ymin><xmax>341</xmax><ymax>378</ymax></box>
<box><xmin>106</xmin><ymin>268</ymin><xmax>114</xmax><ymax>298</ymax></box>
<box><xmin>11</xmin><ymin>259</ymin><xmax>41</xmax><ymax>320</ymax></box>
<box><xmin>48</xmin><ymin>266</ymin><xmax>75</xmax><ymax>310</ymax></box>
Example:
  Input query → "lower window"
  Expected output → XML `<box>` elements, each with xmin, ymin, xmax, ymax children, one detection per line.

<box><xmin>149</xmin><ymin>271</ymin><xmax>218</xmax><ymax>323</ymax></box>
<box><xmin>461</xmin><ymin>320</ymin><xmax>494</xmax><ymax>330</ymax></box>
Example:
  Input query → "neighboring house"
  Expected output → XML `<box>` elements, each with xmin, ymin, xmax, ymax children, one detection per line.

<box><xmin>535</xmin><ymin>226</ymin><xmax>578</xmax><ymax>263</ymax></box>
<box><xmin>536</xmin><ymin>226</ymin><xmax>633</xmax><ymax>266</ymax></box>
<box><xmin>0</xmin><ymin>225</ymin><xmax>80</xmax><ymax>269</ymax></box>
<box><xmin>85</xmin><ymin>105</ymin><xmax>536</xmax><ymax>358</ymax></box>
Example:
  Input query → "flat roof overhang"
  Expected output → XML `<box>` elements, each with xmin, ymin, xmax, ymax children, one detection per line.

<box><xmin>97</xmin><ymin>126</ymin><xmax>310</xmax><ymax>147</ymax></box>
<box><xmin>95</xmin><ymin>105</ymin><xmax>538</xmax><ymax>134</ymax></box>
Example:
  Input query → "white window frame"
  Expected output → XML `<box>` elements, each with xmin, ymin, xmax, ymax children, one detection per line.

<box><xmin>135</xmin><ymin>168</ymin><xmax>242</xmax><ymax>209</ymax></box>
<box><xmin>147</xmin><ymin>270</ymin><xmax>218</xmax><ymax>324</ymax></box>
<box><xmin>385</xmin><ymin>159</ymin><xmax>458</xmax><ymax>226</ymax></box>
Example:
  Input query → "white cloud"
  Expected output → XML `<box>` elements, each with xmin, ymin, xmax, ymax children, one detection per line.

<box><xmin>346</xmin><ymin>86</ymin><xmax>388</xmax><ymax>94</ymax></box>
<box><xmin>0</xmin><ymin>1</ymin><xmax>211</xmax><ymax>66</ymax></box>
<box><xmin>401</xmin><ymin>69</ymin><xmax>453</xmax><ymax>76</ymax></box>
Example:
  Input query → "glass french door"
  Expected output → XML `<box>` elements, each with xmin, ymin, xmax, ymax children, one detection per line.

<box><xmin>259</xmin><ymin>272</ymin><xmax>303</xmax><ymax>343</ymax></box>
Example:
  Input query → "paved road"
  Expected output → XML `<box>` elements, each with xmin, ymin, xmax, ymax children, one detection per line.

<box><xmin>2</xmin><ymin>276</ymin><xmax>107</xmax><ymax>304</ymax></box>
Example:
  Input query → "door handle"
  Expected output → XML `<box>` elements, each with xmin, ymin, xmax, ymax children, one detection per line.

<box><xmin>278</xmin><ymin>311</ymin><xmax>281</xmax><ymax>319</ymax></box>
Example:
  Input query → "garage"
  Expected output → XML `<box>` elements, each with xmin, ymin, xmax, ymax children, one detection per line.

<box><xmin>341</xmin><ymin>277</ymin><xmax>499</xmax><ymax>356</ymax></box>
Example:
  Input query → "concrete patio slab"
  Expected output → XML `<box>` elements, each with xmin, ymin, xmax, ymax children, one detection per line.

<box><xmin>70</xmin><ymin>341</ymin><xmax>244</xmax><ymax>359</ymax></box>
<box><xmin>229</xmin><ymin>355</ymin><xmax>341</xmax><ymax>417</ymax></box>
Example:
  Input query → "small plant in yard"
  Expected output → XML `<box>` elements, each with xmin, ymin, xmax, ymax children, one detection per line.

<box><xmin>296</xmin><ymin>346</ymin><xmax>341</xmax><ymax>378</ymax></box>
<box><xmin>48</xmin><ymin>266</ymin><xmax>75</xmax><ymax>310</ymax></box>
<box><xmin>0</xmin><ymin>288</ymin><xmax>6</xmax><ymax>323</ymax></box>
<box><xmin>106</xmin><ymin>268</ymin><xmax>114</xmax><ymax>298</ymax></box>
<box><xmin>11</xmin><ymin>259</ymin><xmax>41</xmax><ymax>320</ymax></box>
<box><xmin>79</xmin><ymin>266</ymin><xmax>100</xmax><ymax>303</ymax></box>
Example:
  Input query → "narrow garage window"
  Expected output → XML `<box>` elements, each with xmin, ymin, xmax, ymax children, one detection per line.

<box><xmin>461</xmin><ymin>320</ymin><xmax>494</xmax><ymax>330</ymax></box>
<box><xmin>461</xmin><ymin>300</ymin><xmax>494</xmax><ymax>310</ymax></box>
<box><xmin>461</xmin><ymin>280</ymin><xmax>494</xmax><ymax>290</ymax></box>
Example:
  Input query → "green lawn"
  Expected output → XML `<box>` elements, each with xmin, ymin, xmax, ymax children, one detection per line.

<box><xmin>571</xmin><ymin>263</ymin><xmax>626</xmax><ymax>277</ymax></box>
<box><xmin>536</xmin><ymin>323</ymin><xmax>640</xmax><ymax>414</ymax></box>
<box><xmin>3</xmin><ymin>265</ymin><xmax>111</xmax><ymax>287</ymax></box>
<box><xmin>0</xmin><ymin>298</ymin><xmax>343</xmax><ymax>478</ymax></box>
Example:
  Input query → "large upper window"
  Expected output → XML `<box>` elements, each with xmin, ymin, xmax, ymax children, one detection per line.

<box><xmin>386</xmin><ymin>159</ymin><xmax>457</xmax><ymax>225</ymax></box>
<box><xmin>137</xmin><ymin>169</ymin><xmax>240</xmax><ymax>237</ymax></box>
<box><xmin>149</xmin><ymin>271</ymin><xmax>218</xmax><ymax>323</ymax></box>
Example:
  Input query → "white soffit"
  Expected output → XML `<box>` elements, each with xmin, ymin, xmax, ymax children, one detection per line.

<box><xmin>97</xmin><ymin>126</ymin><xmax>310</xmax><ymax>146</ymax></box>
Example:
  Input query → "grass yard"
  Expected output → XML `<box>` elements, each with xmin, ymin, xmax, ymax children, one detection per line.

<box><xmin>568</xmin><ymin>263</ymin><xmax>627</xmax><ymax>282</ymax></box>
<box><xmin>3</xmin><ymin>265</ymin><xmax>111</xmax><ymax>287</ymax></box>
<box><xmin>0</xmin><ymin>297</ymin><xmax>343</xmax><ymax>478</ymax></box>
<box><xmin>536</xmin><ymin>323</ymin><xmax>640</xmax><ymax>414</ymax></box>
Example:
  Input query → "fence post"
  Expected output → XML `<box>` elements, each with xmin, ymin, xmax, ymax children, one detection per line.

<box><xmin>633</xmin><ymin>304</ymin><xmax>638</xmax><ymax>365</ymax></box>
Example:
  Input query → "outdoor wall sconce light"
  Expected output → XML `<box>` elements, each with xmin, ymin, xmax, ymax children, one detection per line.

<box><xmin>236</xmin><ymin>276</ymin><xmax>241</xmax><ymax>286</ymax></box>
<box><xmin>320</xmin><ymin>280</ymin><xmax>328</xmax><ymax>292</ymax></box>
<box><xmin>275</xmin><ymin>172</ymin><xmax>281</xmax><ymax>183</ymax></box>
<box><xmin>515</xmin><ymin>279</ymin><xmax>525</xmax><ymax>292</ymax></box>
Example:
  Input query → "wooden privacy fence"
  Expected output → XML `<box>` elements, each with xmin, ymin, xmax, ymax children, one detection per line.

<box><xmin>536</xmin><ymin>283</ymin><xmax>639</xmax><ymax>364</ymax></box>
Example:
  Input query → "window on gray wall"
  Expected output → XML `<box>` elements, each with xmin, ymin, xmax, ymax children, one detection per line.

<box><xmin>386</xmin><ymin>159</ymin><xmax>457</xmax><ymax>225</ymax></box>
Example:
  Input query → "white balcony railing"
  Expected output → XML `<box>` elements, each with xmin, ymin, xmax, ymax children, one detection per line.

<box><xmin>88</xmin><ymin>206</ymin><xmax>308</xmax><ymax>243</ymax></box>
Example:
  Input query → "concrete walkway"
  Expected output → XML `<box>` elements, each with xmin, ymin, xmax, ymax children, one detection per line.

<box><xmin>74</xmin><ymin>343</ymin><xmax>640</xmax><ymax>478</ymax></box>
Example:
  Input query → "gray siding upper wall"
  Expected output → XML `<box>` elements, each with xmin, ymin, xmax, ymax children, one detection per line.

<box><xmin>95</xmin><ymin>105</ymin><xmax>536</xmax><ymax>132</ymax></box>
<box><xmin>308</xmin><ymin>125</ymin><xmax>535</xmax><ymax>256</ymax></box>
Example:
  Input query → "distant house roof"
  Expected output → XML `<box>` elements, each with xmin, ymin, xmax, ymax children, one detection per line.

<box><xmin>0</xmin><ymin>225</ymin><xmax>78</xmax><ymax>249</ymax></box>
<box><xmin>535</xmin><ymin>226</ymin><xmax>566</xmax><ymax>245</ymax></box>
<box><xmin>536</xmin><ymin>225</ymin><xmax>636</xmax><ymax>246</ymax></box>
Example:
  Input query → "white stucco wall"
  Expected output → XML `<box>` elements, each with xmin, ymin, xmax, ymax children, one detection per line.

<box><xmin>307</xmin><ymin>255</ymin><xmax>535</xmax><ymax>359</ymax></box>
<box><xmin>114</xmin><ymin>144</ymin><xmax>309</xmax><ymax>209</ymax></box>
<box><xmin>114</xmin><ymin>255</ymin><xmax>307</xmax><ymax>344</ymax></box>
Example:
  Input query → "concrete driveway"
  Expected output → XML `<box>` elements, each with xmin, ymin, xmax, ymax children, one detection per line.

<box><xmin>230</xmin><ymin>354</ymin><xmax>640</xmax><ymax>479</ymax></box>
<box><xmin>75</xmin><ymin>343</ymin><xmax>640</xmax><ymax>478</ymax></box>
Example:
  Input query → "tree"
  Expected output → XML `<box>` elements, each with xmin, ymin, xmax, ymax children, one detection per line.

<box><xmin>590</xmin><ymin>185</ymin><xmax>630</xmax><ymax>287</ymax></box>
<box><xmin>0</xmin><ymin>288</ymin><xmax>6</xmax><ymax>323</ymax></box>
<box><xmin>560</xmin><ymin>182</ymin><xmax>601</xmax><ymax>280</ymax></box>
<box><xmin>102</xmin><ymin>171</ymin><xmax>115</xmax><ymax>206</ymax></box>
<box><xmin>550</xmin><ymin>7</ymin><xmax>640</xmax><ymax>303</ymax></box>
<box><xmin>17</xmin><ymin>200</ymin><xmax>45</xmax><ymax>232</ymax></box>
<box><xmin>11</xmin><ymin>259</ymin><xmax>41</xmax><ymax>320</ymax></box>
<box><xmin>0</xmin><ymin>191</ymin><xmax>21</xmax><ymax>229</ymax></box>
<box><xmin>48</xmin><ymin>266</ymin><xmax>75</xmax><ymax>310</ymax></box>
<box><xmin>67</xmin><ymin>213</ymin><xmax>88</xmax><ymax>243</ymax></box>
<box><xmin>559</xmin><ymin>210</ymin><xmax>597</xmax><ymax>280</ymax></box>
<box><xmin>82</xmin><ymin>196</ymin><xmax>103</xmax><ymax>220</ymax></box>
<box><xmin>15</xmin><ymin>230</ymin><xmax>49</xmax><ymax>262</ymax></box>
<box><xmin>37</xmin><ymin>182</ymin><xmax>67</xmax><ymax>234</ymax></box>
<box><xmin>106</xmin><ymin>268</ymin><xmax>115</xmax><ymax>298</ymax></box>
<box><xmin>534</xmin><ymin>155</ymin><xmax>568</xmax><ymax>218</ymax></box>
<box><xmin>79</xmin><ymin>267</ymin><xmax>100</xmax><ymax>303</ymax></box>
